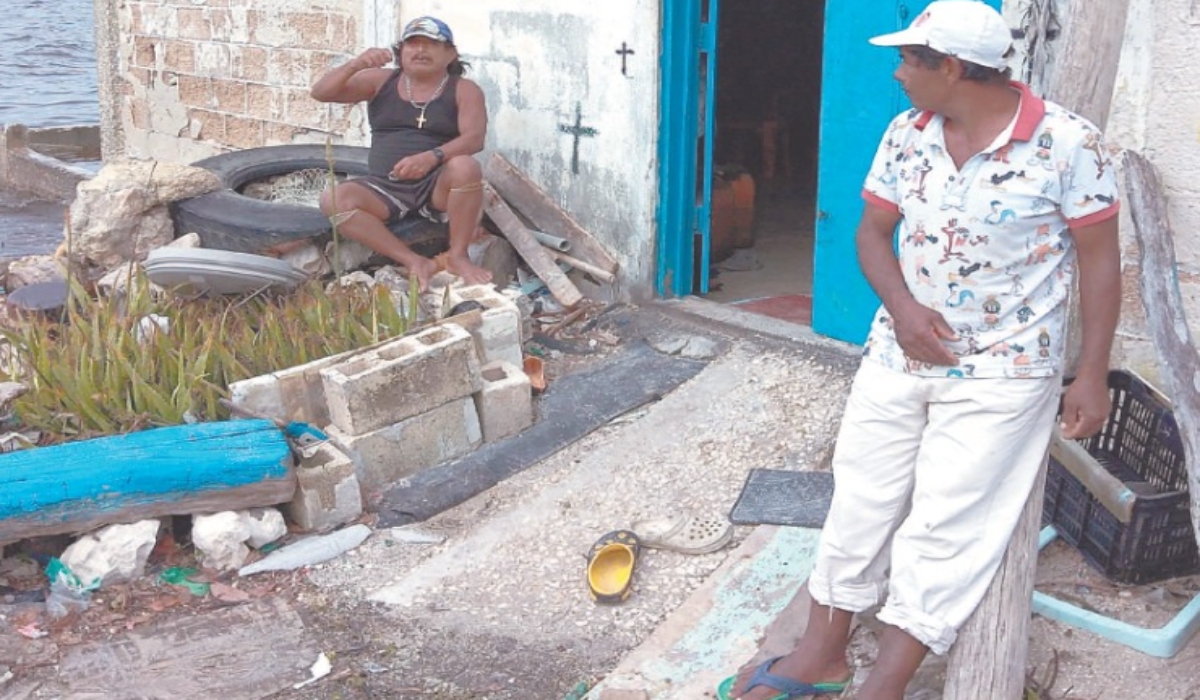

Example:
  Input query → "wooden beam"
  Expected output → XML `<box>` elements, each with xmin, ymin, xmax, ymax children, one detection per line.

<box><xmin>482</xmin><ymin>183</ymin><xmax>583</xmax><ymax>308</ymax></box>
<box><xmin>1124</xmin><ymin>149</ymin><xmax>1200</xmax><ymax>554</ymax></box>
<box><xmin>946</xmin><ymin>464</ymin><xmax>1047</xmax><ymax>700</ymax></box>
<box><xmin>0</xmin><ymin>419</ymin><xmax>296</xmax><ymax>544</ymax></box>
<box><xmin>945</xmin><ymin>5</ymin><xmax>1130</xmax><ymax>697</ymax></box>
<box><xmin>483</xmin><ymin>153</ymin><xmax>620</xmax><ymax>274</ymax></box>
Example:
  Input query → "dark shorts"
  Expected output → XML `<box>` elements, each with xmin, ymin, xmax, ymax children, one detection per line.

<box><xmin>354</xmin><ymin>167</ymin><xmax>447</xmax><ymax>225</ymax></box>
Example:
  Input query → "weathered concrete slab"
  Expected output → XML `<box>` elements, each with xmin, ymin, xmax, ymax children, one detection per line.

<box><xmin>58</xmin><ymin>597</ymin><xmax>317</xmax><ymax>699</ymax></box>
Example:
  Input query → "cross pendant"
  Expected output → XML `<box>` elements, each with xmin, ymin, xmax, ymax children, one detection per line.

<box><xmin>416</xmin><ymin>108</ymin><xmax>427</xmax><ymax>129</ymax></box>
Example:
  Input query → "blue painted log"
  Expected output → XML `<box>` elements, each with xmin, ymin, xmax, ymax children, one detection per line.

<box><xmin>0</xmin><ymin>419</ymin><xmax>296</xmax><ymax>543</ymax></box>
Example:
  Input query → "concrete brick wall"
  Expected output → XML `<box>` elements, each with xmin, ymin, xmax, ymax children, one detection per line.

<box><xmin>115</xmin><ymin>0</ymin><xmax>365</xmax><ymax>162</ymax></box>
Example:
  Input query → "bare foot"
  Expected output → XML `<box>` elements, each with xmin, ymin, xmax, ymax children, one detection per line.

<box><xmin>444</xmin><ymin>253</ymin><xmax>494</xmax><ymax>287</ymax></box>
<box><xmin>403</xmin><ymin>256</ymin><xmax>439</xmax><ymax>292</ymax></box>
<box><xmin>728</xmin><ymin>653</ymin><xmax>852</xmax><ymax>700</ymax></box>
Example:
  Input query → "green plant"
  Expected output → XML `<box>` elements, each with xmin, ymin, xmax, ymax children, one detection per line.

<box><xmin>1</xmin><ymin>273</ymin><xmax>413</xmax><ymax>444</ymax></box>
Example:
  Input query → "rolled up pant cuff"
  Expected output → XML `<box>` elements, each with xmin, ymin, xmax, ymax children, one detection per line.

<box><xmin>807</xmin><ymin>570</ymin><xmax>886</xmax><ymax>613</ymax></box>
<box><xmin>876</xmin><ymin>602</ymin><xmax>958</xmax><ymax>655</ymax></box>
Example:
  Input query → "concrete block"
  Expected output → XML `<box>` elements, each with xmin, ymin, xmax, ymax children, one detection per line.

<box><xmin>228</xmin><ymin>343</ymin><xmax>380</xmax><ymax>427</ymax></box>
<box><xmin>288</xmin><ymin>442</ymin><xmax>363</xmax><ymax>532</ymax></box>
<box><xmin>326</xmin><ymin>397</ymin><xmax>482</xmax><ymax>494</ymax></box>
<box><xmin>320</xmin><ymin>324</ymin><xmax>482</xmax><ymax>435</ymax></box>
<box><xmin>473</xmin><ymin>360</ymin><xmax>533</xmax><ymax>443</ymax></box>
<box><xmin>449</xmin><ymin>285</ymin><xmax>523</xmax><ymax>368</ymax></box>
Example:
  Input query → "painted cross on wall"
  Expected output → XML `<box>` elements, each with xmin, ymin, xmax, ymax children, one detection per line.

<box><xmin>616</xmin><ymin>42</ymin><xmax>635</xmax><ymax>76</ymax></box>
<box><xmin>558</xmin><ymin>102</ymin><xmax>598</xmax><ymax>175</ymax></box>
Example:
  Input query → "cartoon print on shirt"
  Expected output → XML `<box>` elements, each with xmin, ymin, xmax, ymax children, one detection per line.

<box><xmin>984</xmin><ymin>200</ymin><xmax>1017</xmax><ymax>225</ymax></box>
<box><xmin>911</xmin><ymin>159</ymin><xmax>934</xmax><ymax>202</ymax></box>
<box><xmin>991</xmin><ymin>142</ymin><xmax>1014</xmax><ymax>163</ymax></box>
<box><xmin>1026</xmin><ymin>223</ymin><xmax>1063</xmax><ymax>264</ymax></box>
<box><xmin>879</xmin><ymin>162</ymin><xmax>897</xmax><ymax>187</ymax></box>
<box><xmin>1082</xmin><ymin>131</ymin><xmax>1112</xmax><ymax>179</ymax></box>
<box><xmin>1002</xmin><ymin>264</ymin><xmax>1025</xmax><ymax>296</ymax></box>
<box><xmin>1037</xmin><ymin>327</ymin><xmax>1052</xmax><ymax>358</ymax></box>
<box><xmin>982</xmin><ymin>295</ymin><xmax>1002</xmax><ymax>328</ymax></box>
<box><xmin>1076</xmin><ymin>192</ymin><xmax>1115</xmax><ymax>209</ymax></box>
<box><xmin>985</xmin><ymin>169</ymin><xmax>1028</xmax><ymax>191</ymax></box>
<box><xmin>914</xmin><ymin>255</ymin><xmax>935</xmax><ymax>286</ymax></box>
<box><xmin>1028</xmin><ymin>127</ymin><xmax>1055</xmax><ymax>170</ymax></box>
<box><xmin>905</xmin><ymin>223</ymin><xmax>938</xmax><ymax>246</ymax></box>
<box><xmin>946</xmin><ymin>282</ymin><xmax>976</xmax><ymax>308</ymax></box>
<box><xmin>1016</xmin><ymin>300</ymin><xmax>1035</xmax><ymax>325</ymax></box>
<box><xmin>946</xmin><ymin>364</ymin><xmax>977</xmax><ymax>378</ymax></box>
<box><xmin>938</xmin><ymin>218</ymin><xmax>969</xmax><ymax>263</ymax></box>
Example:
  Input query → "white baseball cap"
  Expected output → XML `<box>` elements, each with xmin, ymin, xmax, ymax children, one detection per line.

<box><xmin>869</xmin><ymin>0</ymin><xmax>1013</xmax><ymax>70</ymax></box>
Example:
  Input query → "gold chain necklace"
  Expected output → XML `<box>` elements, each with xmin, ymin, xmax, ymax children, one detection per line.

<box><xmin>402</xmin><ymin>72</ymin><xmax>450</xmax><ymax>129</ymax></box>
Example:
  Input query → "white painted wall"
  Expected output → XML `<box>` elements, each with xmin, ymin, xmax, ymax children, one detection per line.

<box><xmin>365</xmin><ymin>1</ymin><xmax>663</xmax><ymax>298</ymax></box>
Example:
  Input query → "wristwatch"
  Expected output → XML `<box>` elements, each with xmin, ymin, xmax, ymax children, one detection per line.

<box><xmin>432</xmin><ymin>147</ymin><xmax>446</xmax><ymax>165</ymax></box>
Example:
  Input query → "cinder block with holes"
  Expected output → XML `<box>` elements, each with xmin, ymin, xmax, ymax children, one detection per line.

<box><xmin>287</xmin><ymin>442</ymin><xmax>363</xmax><ymax>532</ymax></box>
<box><xmin>449</xmin><ymin>285</ymin><xmax>523</xmax><ymax>368</ymax></box>
<box><xmin>320</xmin><ymin>323</ymin><xmax>481</xmax><ymax>435</ymax></box>
<box><xmin>473</xmin><ymin>360</ymin><xmax>533</xmax><ymax>443</ymax></box>
<box><xmin>325</xmin><ymin>397</ymin><xmax>482</xmax><ymax>494</ymax></box>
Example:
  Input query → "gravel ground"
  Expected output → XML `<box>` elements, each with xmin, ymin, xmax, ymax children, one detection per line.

<box><xmin>3</xmin><ymin>301</ymin><xmax>1200</xmax><ymax>699</ymax></box>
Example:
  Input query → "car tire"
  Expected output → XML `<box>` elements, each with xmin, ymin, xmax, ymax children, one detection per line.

<box><xmin>169</xmin><ymin>144</ymin><xmax>449</xmax><ymax>258</ymax></box>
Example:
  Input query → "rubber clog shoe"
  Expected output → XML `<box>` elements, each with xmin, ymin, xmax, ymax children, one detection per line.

<box><xmin>585</xmin><ymin>530</ymin><xmax>640</xmax><ymax>604</ymax></box>
<box><xmin>632</xmin><ymin>512</ymin><xmax>733</xmax><ymax>555</ymax></box>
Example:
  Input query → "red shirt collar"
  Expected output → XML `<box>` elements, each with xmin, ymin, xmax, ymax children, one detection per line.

<box><xmin>913</xmin><ymin>82</ymin><xmax>1046</xmax><ymax>142</ymax></box>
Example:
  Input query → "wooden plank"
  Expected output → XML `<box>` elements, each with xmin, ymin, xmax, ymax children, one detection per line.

<box><xmin>483</xmin><ymin>153</ymin><xmax>619</xmax><ymax>274</ymax></box>
<box><xmin>1124</xmin><ymin>149</ymin><xmax>1200</xmax><ymax>556</ymax></box>
<box><xmin>483</xmin><ymin>183</ymin><xmax>583</xmax><ymax>308</ymax></box>
<box><xmin>0</xmin><ymin>419</ymin><xmax>295</xmax><ymax>543</ymax></box>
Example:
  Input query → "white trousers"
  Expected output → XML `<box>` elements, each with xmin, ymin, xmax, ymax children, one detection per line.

<box><xmin>808</xmin><ymin>360</ymin><xmax>1059</xmax><ymax>655</ymax></box>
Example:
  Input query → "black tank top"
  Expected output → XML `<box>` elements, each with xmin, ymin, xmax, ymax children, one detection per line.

<box><xmin>367</xmin><ymin>70</ymin><xmax>460</xmax><ymax>177</ymax></box>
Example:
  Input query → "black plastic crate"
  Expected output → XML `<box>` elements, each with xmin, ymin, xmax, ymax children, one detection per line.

<box><xmin>1042</xmin><ymin>370</ymin><xmax>1198</xmax><ymax>585</ymax></box>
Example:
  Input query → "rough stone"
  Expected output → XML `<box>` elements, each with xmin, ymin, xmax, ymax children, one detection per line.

<box><xmin>240</xmin><ymin>508</ymin><xmax>287</xmax><ymax>549</ymax></box>
<box><xmin>3</xmin><ymin>255</ymin><xmax>64</xmax><ymax>291</ymax></box>
<box><xmin>60</xmin><ymin>519</ymin><xmax>161</xmax><ymax>588</ymax></box>
<box><xmin>66</xmin><ymin>159</ymin><xmax>220</xmax><ymax>275</ymax></box>
<box><xmin>282</xmin><ymin>242</ymin><xmax>329</xmax><ymax>278</ymax></box>
<box><xmin>192</xmin><ymin>511</ymin><xmax>251</xmax><ymax>571</ymax></box>
<box><xmin>0</xmin><ymin>382</ymin><xmax>28</xmax><ymax>414</ymax></box>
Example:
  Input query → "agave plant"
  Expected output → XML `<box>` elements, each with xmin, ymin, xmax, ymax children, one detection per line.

<box><xmin>0</xmin><ymin>272</ymin><xmax>413</xmax><ymax>444</ymax></box>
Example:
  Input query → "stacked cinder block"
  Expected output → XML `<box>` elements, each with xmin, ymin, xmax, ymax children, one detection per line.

<box><xmin>448</xmin><ymin>284</ymin><xmax>524</xmax><ymax>368</ymax></box>
<box><xmin>320</xmin><ymin>324</ymin><xmax>484</xmax><ymax>494</ymax></box>
<box><xmin>231</xmin><ymin>292</ymin><xmax>536</xmax><ymax>521</ymax></box>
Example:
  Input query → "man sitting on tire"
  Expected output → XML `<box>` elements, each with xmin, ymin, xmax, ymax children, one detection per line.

<box><xmin>310</xmin><ymin>16</ymin><xmax>493</xmax><ymax>290</ymax></box>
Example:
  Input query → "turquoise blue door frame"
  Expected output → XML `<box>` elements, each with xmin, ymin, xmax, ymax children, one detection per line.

<box><xmin>813</xmin><ymin>0</ymin><xmax>1004</xmax><ymax>344</ymax></box>
<box><xmin>656</xmin><ymin>0</ymin><xmax>718</xmax><ymax>297</ymax></box>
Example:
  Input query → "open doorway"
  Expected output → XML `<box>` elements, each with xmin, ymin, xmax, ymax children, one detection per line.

<box><xmin>702</xmin><ymin>0</ymin><xmax>825</xmax><ymax>326</ymax></box>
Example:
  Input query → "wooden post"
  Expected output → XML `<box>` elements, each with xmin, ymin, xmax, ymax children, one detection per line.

<box><xmin>944</xmin><ymin>4</ymin><xmax>1130</xmax><ymax>698</ymax></box>
<box><xmin>1123</xmin><ymin>150</ymin><xmax>1200</xmax><ymax>552</ymax></box>
<box><xmin>482</xmin><ymin>183</ymin><xmax>583</xmax><ymax>308</ymax></box>
<box><xmin>483</xmin><ymin>153</ymin><xmax>619</xmax><ymax>274</ymax></box>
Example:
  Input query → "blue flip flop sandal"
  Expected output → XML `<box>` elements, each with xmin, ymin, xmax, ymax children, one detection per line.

<box><xmin>716</xmin><ymin>656</ymin><xmax>851</xmax><ymax>699</ymax></box>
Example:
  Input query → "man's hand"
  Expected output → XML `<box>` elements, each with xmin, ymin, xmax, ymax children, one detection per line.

<box><xmin>390</xmin><ymin>151</ymin><xmax>440</xmax><ymax>181</ymax></box>
<box><xmin>351</xmin><ymin>47</ymin><xmax>393</xmax><ymax>71</ymax></box>
<box><xmin>892</xmin><ymin>299</ymin><xmax>960</xmax><ymax>367</ymax></box>
<box><xmin>1060</xmin><ymin>373</ymin><xmax>1109</xmax><ymax>439</ymax></box>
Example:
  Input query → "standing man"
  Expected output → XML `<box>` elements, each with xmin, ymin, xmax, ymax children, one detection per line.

<box><xmin>311</xmin><ymin>16</ymin><xmax>493</xmax><ymax>290</ymax></box>
<box><xmin>720</xmin><ymin>2</ymin><xmax>1121</xmax><ymax>699</ymax></box>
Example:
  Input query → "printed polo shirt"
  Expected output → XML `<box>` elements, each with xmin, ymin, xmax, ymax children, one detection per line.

<box><xmin>860</xmin><ymin>82</ymin><xmax>1120</xmax><ymax>379</ymax></box>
